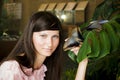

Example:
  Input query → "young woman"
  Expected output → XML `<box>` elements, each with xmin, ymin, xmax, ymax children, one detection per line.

<box><xmin>0</xmin><ymin>11</ymin><xmax>88</xmax><ymax>80</ymax></box>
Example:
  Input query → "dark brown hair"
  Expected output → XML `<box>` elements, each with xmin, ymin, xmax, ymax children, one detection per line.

<box><xmin>2</xmin><ymin>11</ymin><xmax>64</xmax><ymax>80</ymax></box>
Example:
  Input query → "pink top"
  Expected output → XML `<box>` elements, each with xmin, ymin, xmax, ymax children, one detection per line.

<box><xmin>0</xmin><ymin>60</ymin><xmax>47</xmax><ymax>80</ymax></box>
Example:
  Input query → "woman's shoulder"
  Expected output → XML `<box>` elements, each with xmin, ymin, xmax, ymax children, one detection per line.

<box><xmin>0</xmin><ymin>60</ymin><xmax>25</xmax><ymax>80</ymax></box>
<box><xmin>0</xmin><ymin>60</ymin><xmax>20</xmax><ymax>70</ymax></box>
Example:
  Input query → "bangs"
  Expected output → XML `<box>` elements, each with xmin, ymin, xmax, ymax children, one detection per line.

<box><xmin>33</xmin><ymin>18</ymin><xmax>61</xmax><ymax>32</ymax></box>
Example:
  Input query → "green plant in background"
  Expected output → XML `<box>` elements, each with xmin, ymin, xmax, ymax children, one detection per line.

<box><xmin>0</xmin><ymin>0</ymin><xmax>8</xmax><ymax>34</ymax></box>
<box><xmin>63</xmin><ymin>0</ymin><xmax>120</xmax><ymax>80</ymax></box>
<box><xmin>85</xmin><ymin>0</ymin><xmax>120</xmax><ymax>79</ymax></box>
<box><xmin>0</xmin><ymin>0</ymin><xmax>21</xmax><ymax>37</ymax></box>
<box><xmin>64</xmin><ymin>15</ymin><xmax>120</xmax><ymax>63</ymax></box>
<box><xmin>92</xmin><ymin>0</ymin><xmax>120</xmax><ymax>20</ymax></box>
<box><xmin>64</xmin><ymin>0</ymin><xmax>120</xmax><ymax>62</ymax></box>
<box><xmin>79</xmin><ymin>16</ymin><xmax>120</xmax><ymax>61</ymax></box>
<box><xmin>62</xmin><ymin>68</ymin><xmax>77</xmax><ymax>80</ymax></box>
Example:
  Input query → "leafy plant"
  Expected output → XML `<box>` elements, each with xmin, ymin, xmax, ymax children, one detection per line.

<box><xmin>62</xmin><ymin>68</ymin><xmax>77</xmax><ymax>80</ymax></box>
<box><xmin>64</xmin><ymin>15</ymin><xmax>120</xmax><ymax>63</ymax></box>
<box><xmin>63</xmin><ymin>0</ymin><xmax>120</xmax><ymax>80</ymax></box>
<box><xmin>92</xmin><ymin>0</ymin><xmax>120</xmax><ymax>20</ymax></box>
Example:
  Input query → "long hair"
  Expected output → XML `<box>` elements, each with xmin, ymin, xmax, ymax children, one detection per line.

<box><xmin>2</xmin><ymin>11</ymin><xmax>64</xmax><ymax>80</ymax></box>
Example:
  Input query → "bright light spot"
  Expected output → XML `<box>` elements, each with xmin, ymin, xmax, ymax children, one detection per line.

<box><xmin>61</xmin><ymin>14</ymin><xmax>66</xmax><ymax>20</ymax></box>
<box><xmin>56</xmin><ymin>15</ymin><xmax>60</xmax><ymax>18</ymax></box>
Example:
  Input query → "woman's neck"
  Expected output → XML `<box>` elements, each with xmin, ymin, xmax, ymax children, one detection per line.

<box><xmin>34</xmin><ymin>54</ymin><xmax>46</xmax><ymax>69</ymax></box>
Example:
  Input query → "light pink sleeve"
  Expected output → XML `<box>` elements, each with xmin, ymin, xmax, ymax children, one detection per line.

<box><xmin>0</xmin><ymin>61</ymin><xmax>24</xmax><ymax>80</ymax></box>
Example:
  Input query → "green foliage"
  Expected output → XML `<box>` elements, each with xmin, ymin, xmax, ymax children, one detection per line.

<box><xmin>65</xmin><ymin>0</ymin><xmax>120</xmax><ymax>64</ymax></box>
<box><xmin>67</xmin><ymin>15</ymin><xmax>120</xmax><ymax>63</ymax></box>
<box><xmin>62</xmin><ymin>68</ymin><xmax>77</xmax><ymax>80</ymax></box>
<box><xmin>86</xmin><ymin>50</ymin><xmax>120</xmax><ymax>80</ymax></box>
<box><xmin>0</xmin><ymin>1</ymin><xmax>20</xmax><ymax>36</ymax></box>
<box><xmin>92</xmin><ymin>0</ymin><xmax>120</xmax><ymax>20</ymax></box>
<box><xmin>64</xmin><ymin>0</ymin><xmax>120</xmax><ymax>79</ymax></box>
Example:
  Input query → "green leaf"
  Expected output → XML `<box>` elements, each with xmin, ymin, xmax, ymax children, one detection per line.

<box><xmin>97</xmin><ymin>30</ymin><xmax>111</xmax><ymax>59</ymax></box>
<box><xmin>87</xmin><ymin>31</ymin><xmax>100</xmax><ymax>58</ymax></box>
<box><xmin>67</xmin><ymin>50</ymin><xmax>77</xmax><ymax>63</ymax></box>
<box><xmin>110</xmin><ymin>20</ymin><xmax>120</xmax><ymax>48</ymax></box>
<box><xmin>103</xmin><ymin>22</ymin><xmax>120</xmax><ymax>53</ymax></box>
<box><xmin>77</xmin><ymin>31</ymin><xmax>92</xmax><ymax>63</ymax></box>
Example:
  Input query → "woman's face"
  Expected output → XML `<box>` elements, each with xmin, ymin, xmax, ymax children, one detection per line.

<box><xmin>32</xmin><ymin>30</ymin><xmax>60</xmax><ymax>57</ymax></box>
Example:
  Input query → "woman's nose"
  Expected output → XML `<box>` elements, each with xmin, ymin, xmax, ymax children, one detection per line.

<box><xmin>47</xmin><ymin>38</ymin><xmax>53</xmax><ymax>47</ymax></box>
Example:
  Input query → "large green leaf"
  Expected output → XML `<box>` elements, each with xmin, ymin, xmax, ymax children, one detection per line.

<box><xmin>87</xmin><ymin>30</ymin><xmax>100</xmax><ymax>58</ymax></box>
<box><xmin>97</xmin><ymin>30</ymin><xmax>111</xmax><ymax>59</ymax></box>
<box><xmin>110</xmin><ymin>20</ymin><xmax>120</xmax><ymax>48</ymax></box>
<box><xmin>103</xmin><ymin>22</ymin><xmax>120</xmax><ymax>53</ymax></box>
<box><xmin>77</xmin><ymin>31</ymin><xmax>92</xmax><ymax>63</ymax></box>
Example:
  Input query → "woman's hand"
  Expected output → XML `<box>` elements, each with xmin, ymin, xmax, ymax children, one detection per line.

<box><xmin>70</xmin><ymin>46</ymin><xmax>80</xmax><ymax>55</ymax></box>
<box><xmin>69</xmin><ymin>43</ymin><xmax>88</xmax><ymax>80</ymax></box>
<box><xmin>70</xmin><ymin>43</ymin><xmax>82</xmax><ymax>55</ymax></box>
<box><xmin>75</xmin><ymin>58</ymin><xmax>88</xmax><ymax>80</ymax></box>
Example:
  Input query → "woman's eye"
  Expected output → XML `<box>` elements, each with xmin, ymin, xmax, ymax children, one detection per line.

<box><xmin>40</xmin><ymin>35</ymin><xmax>47</xmax><ymax>38</ymax></box>
<box><xmin>53</xmin><ymin>35</ymin><xmax>59</xmax><ymax>39</ymax></box>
